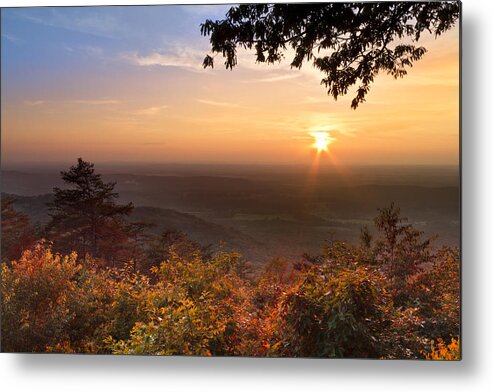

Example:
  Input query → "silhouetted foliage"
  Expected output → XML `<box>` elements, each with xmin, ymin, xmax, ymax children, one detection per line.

<box><xmin>47</xmin><ymin>158</ymin><xmax>134</xmax><ymax>262</ymax></box>
<box><xmin>201</xmin><ymin>2</ymin><xmax>460</xmax><ymax>108</ymax></box>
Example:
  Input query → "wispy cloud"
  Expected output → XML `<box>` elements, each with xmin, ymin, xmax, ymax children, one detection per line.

<box><xmin>24</xmin><ymin>100</ymin><xmax>45</xmax><ymax>106</ymax></box>
<box><xmin>242</xmin><ymin>73</ymin><xmax>301</xmax><ymax>84</ymax></box>
<box><xmin>301</xmin><ymin>96</ymin><xmax>330</xmax><ymax>104</ymax></box>
<box><xmin>61</xmin><ymin>44</ymin><xmax>105</xmax><ymax>60</ymax></box>
<box><xmin>196</xmin><ymin>99</ymin><xmax>243</xmax><ymax>108</ymax></box>
<box><xmin>62</xmin><ymin>44</ymin><xmax>74</xmax><ymax>52</ymax></box>
<box><xmin>2</xmin><ymin>33</ymin><xmax>23</xmax><ymax>44</ymax></box>
<box><xmin>135</xmin><ymin>105</ymin><xmax>169</xmax><ymax>116</ymax></box>
<box><xmin>18</xmin><ymin>9</ymin><xmax>123</xmax><ymax>39</ymax></box>
<box><xmin>73</xmin><ymin>99</ymin><xmax>120</xmax><ymax>105</ymax></box>
<box><xmin>136</xmin><ymin>141</ymin><xmax>169</xmax><ymax>146</ymax></box>
<box><xmin>122</xmin><ymin>46</ymin><xmax>206</xmax><ymax>71</ymax></box>
<box><xmin>82</xmin><ymin>45</ymin><xmax>104</xmax><ymax>57</ymax></box>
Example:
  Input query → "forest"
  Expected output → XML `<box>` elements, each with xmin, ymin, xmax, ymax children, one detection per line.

<box><xmin>1</xmin><ymin>159</ymin><xmax>460</xmax><ymax>359</ymax></box>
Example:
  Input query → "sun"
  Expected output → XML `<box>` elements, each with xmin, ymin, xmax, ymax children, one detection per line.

<box><xmin>310</xmin><ymin>131</ymin><xmax>334</xmax><ymax>152</ymax></box>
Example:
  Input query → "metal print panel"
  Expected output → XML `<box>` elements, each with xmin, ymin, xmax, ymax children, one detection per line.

<box><xmin>0</xmin><ymin>2</ymin><xmax>461</xmax><ymax>359</ymax></box>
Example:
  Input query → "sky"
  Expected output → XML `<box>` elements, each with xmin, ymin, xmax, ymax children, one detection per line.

<box><xmin>1</xmin><ymin>5</ymin><xmax>459</xmax><ymax>166</ymax></box>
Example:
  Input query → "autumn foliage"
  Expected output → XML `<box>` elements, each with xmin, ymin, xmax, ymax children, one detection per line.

<box><xmin>1</xmin><ymin>231</ymin><xmax>459</xmax><ymax>358</ymax></box>
<box><xmin>0</xmin><ymin>160</ymin><xmax>460</xmax><ymax>359</ymax></box>
<box><xmin>423</xmin><ymin>337</ymin><xmax>460</xmax><ymax>360</ymax></box>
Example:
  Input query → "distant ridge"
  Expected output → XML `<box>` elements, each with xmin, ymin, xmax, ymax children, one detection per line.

<box><xmin>2</xmin><ymin>192</ymin><xmax>269</xmax><ymax>264</ymax></box>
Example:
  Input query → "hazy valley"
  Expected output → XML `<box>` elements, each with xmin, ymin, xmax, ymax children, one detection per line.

<box><xmin>2</xmin><ymin>163</ymin><xmax>460</xmax><ymax>265</ymax></box>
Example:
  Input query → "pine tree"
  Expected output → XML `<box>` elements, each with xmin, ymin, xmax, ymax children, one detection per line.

<box><xmin>47</xmin><ymin>158</ymin><xmax>133</xmax><ymax>262</ymax></box>
<box><xmin>373</xmin><ymin>202</ymin><xmax>434</xmax><ymax>303</ymax></box>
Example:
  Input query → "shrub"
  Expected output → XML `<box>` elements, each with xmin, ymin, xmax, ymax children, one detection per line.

<box><xmin>1</xmin><ymin>245</ymin><xmax>114</xmax><ymax>352</ymax></box>
<box><xmin>275</xmin><ymin>267</ymin><xmax>391</xmax><ymax>358</ymax></box>
<box><xmin>423</xmin><ymin>337</ymin><xmax>460</xmax><ymax>360</ymax></box>
<box><xmin>105</xmin><ymin>251</ymin><xmax>253</xmax><ymax>356</ymax></box>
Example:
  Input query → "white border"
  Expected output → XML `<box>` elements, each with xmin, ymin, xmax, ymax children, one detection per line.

<box><xmin>1</xmin><ymin>0</ymin><xmax>493</xmax><ymax>391</ymax></box>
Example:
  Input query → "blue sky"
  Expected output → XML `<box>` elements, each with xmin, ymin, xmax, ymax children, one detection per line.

<box><xmin>2</xmin><ymin>5</ymin><xmax>229</xmax><ymax>99</ymax></box>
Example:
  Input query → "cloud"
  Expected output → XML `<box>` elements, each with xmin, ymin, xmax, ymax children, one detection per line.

<box><xmin>61</xmin><ymin>44</ymin><xmax>105</xmax><ymax>59</ymax></box>
<box><xmin>81</xmin><ymin>45</ymin><xmax>104</xmax><ymax>57</ymax></box>
<box><xmin>196</xmin><ymin>99</ymin><xmax>243</xmax><ymax>108</ymax></box>
<box><xmin>242</xmin><ymin>73</ymin><xmax>301</xmax><ymax>83</ymax></box>
<box><xmin>136</xmin><ymin>105</ymin><xmax>169</xmax><ymax>116</ymax></box>
<box><xmin>73</xmin><ymin>99</ymin><xmax>120</xmax><ymax>105</ymax></box>
<box><xmin>2</xmin><ymin>33</ymin><xmax>23</xmax><ymax>44</ymax></box>
<box><xmin>301</xmin><ymin>96</ymin><xmax>330</xmax><ymax>104</ymax></box>
<box><xmin>24</xmin><ymin>100</ymin><xmax>45</xmax><ymax>106</ymax></box>
<box><xmin>62</xmin><ymin>44</ymin><xmax>74</xmax><ymax>52</ymax></box>
<box><xmin>136</xmin><ymin>142</ymin><xmax>169</xmax><ymax>146</ymax></box>
<box><xmin>123</xmin><ymin>47</ymin><xmax>205</xmax><ymax>71</ymax></box>
<box><xmin>18</xmin><ymin>9</ymin><xmax>123</xmax><ymax>39</ymax></box>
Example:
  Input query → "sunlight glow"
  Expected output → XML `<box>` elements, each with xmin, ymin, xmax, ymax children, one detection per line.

<box><xmin>310</xmin><ymin>131</ymin><xmax>334</xmax><ymax>152</ymax></box>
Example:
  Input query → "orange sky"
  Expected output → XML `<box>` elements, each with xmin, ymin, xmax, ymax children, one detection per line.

<box><xmin>1</xmin><ymin>6</ymin><xmax>459</xmax><ymax>166</ymax></box>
